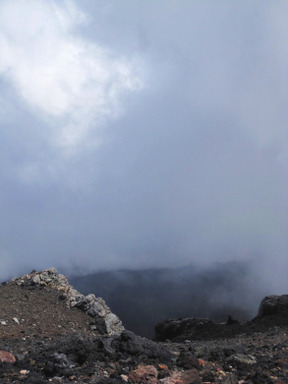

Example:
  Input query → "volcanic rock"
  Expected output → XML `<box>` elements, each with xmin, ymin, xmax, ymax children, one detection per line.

<box><xmin>129</xmin><ymin>365</ymin><xmax>158</xmax><ymax>384</ymax></box>
<box><xmin>155</xmin><ymin>318</ymin><xmax>214</xmax><ymax>342</ymax></box>
<box><xmin>226</xmin><ymin>353</ymin><xmax>257</xmax><ymax>366</ymax></box>
<box><xmin>0</xmin><ymin>351</ymin><xmax>16</xmax><ymax>363</ymax></box>
<box><xmin>1</xmin><ymin>268</ymin><xmax>288</xmax><ymax>383</ymax></box>
<box><xmin>257</xmin><ymin>294</ymin><xmax>288</xmax><ymax>318</ymax></box>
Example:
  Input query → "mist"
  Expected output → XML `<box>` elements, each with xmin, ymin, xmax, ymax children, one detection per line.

<box><xmin>0</xmin><ymin>1</ymin><xmax>287</xmax><ymax>298</ymax></box>
<box><xmin>69</xmin><ymin>261</ymin><xmax>269</xmax><ymax>337</ymax></box>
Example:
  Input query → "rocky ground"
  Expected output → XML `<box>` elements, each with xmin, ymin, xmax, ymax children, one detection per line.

<box><xmin>0</xmin><ymin>269</ymin><xmax>288</xmax><ymax>383</ymax></box>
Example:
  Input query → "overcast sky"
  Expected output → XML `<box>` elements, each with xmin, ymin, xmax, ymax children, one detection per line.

<box><xmin>0</xmin><ymin>0</ymin><xmax>287</xmax><ymax>292</ymax></box>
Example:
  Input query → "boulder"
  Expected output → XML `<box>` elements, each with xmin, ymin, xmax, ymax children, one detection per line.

<box><xmin>257</xmin><ymin>295</ymin><xmax>279</xmax><ymax>317</ymax></box>
<box><xmin>257</xmin><ymin>294</ymin><xmax>288</xmax><ymax>318</ymax></box>
<box><xmin>112</xmin><ymin>330</ymin><xmax>173</xmax><ymax>363</ymax></box>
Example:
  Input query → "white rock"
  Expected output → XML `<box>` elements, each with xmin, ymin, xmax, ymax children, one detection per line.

<box><xmin>32</xmin><ymin>275</ymin><xmax>41</xmax><ymax>285</ymax></box>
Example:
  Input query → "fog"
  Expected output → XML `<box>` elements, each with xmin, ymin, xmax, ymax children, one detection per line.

<box><xmin>0</xmin><ymin>1</ymin><xmax>287</xmax><ymax>296</ymax></box>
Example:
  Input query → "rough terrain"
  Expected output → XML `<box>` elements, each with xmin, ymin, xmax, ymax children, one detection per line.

<box><xmin>0</xmin><ymin>268</ymin><xmax>287</xmax><ymax>383</ymax></box>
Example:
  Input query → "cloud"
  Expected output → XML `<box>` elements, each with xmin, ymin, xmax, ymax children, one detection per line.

<box><xmin>0</xmin><ymin>0</ymin><xmax>146</xmax><ymax>151</ymax></box>
<box><xmin>0</xmin><ymin>0</ymin><xmax>287</xmax><ymax>298</ymax></box>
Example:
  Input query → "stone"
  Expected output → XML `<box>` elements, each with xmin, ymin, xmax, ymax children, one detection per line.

<box><xmin>129</xmin><ymin>365</ymin><xmax>158</xmax><ymax>384</ymax></box>
<box><xmin>0</xmin><ymin>350</ymin><xmax>16</xmax><ymax>363</ymax></box>
<box><xmin>44</xmin><ymin>352</ymin><xmax>74</xmax><ymax>377</ymax></box>
<box><xmin>105</xmin><ymin>312</ymin><xmax>123</xmax><ymax>335</ymax></box>
<box><xmin>158</xmin><ymin>364</ymin><xmax>169</xmax><ymax>370</ymax></box>
<box><xmin>31</xmin><ymin>275</ymin><xmax>41</xmax><ymax>285</ymax></box>
<box><xmin>160</xmin><ymin>369</ymin><xmax>201</xmax><ymax>384</ymax></box>
<box><xmin>19</xmin><ymin>369</ymin><xmax>29</xmax><ymax>375</ymax></box>
<box><xmin>227</xmin><ymin>353</ymin><xmax>257</xmax><ymax>365</ymax></box>
<box><xmin>87</xmin><ymin>298</ymin><xmax>106</xmax><ymax>317</ymax></box>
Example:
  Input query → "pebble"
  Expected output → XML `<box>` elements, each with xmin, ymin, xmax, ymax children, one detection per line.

<box><xmin>19</xmin><ymin>369</ymin><xmax>29</xmax><ymax>375</ymax></box>
<box><xmin>158</xmin><ymin>363</ymin><xmax>169</xmax><ymax>370</ymax></box>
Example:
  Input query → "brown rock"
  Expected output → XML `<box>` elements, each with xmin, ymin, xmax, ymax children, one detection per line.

<box><xmin>0</xmin><ymin>350</ymin><xmax>16</xmax><ymax>363</ymax></box>
<box><xmin>179</xmin><ymin>369</ymin><xmax>202</xmax><ymax>384</ymax></box>
<box><xmin>160</xmin><ymin>369</ymin><xmax>201</xmax><ymax>384</ymax></box>
<box><xmin>129</xmin><ymin>364</ymin><xmax>158</xmax><ymax>384</ymax></box>
<box><xmin>198</xmin><ymin>359</ymin><xmax>206</xmax><ymax>367</ymax></box>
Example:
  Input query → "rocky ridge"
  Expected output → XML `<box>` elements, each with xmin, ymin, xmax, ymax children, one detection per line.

<box><xmin>10</xmin><ymin>268</ymin><xmax>124</xmax><ymax>336</ymax></box>
<box><xmin>0</xmin><ymin>268</ymin><xmax>288</xmax><ymax>383</ymax></box>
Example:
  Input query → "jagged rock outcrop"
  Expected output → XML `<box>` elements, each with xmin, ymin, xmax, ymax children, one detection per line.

<box><xmin>12</xmin><ymin>267</ymin><xmax>124</xmax><ymax>336</ymax></box>
<box><xmin>257</xmin><ymin>294</ymin><xmax>288</xmax><ymax>318</ymax></box>
<box><xmin>154</xmin><ymin>317</ymin><xmax>214</xmax><ymax>342</ymax></box>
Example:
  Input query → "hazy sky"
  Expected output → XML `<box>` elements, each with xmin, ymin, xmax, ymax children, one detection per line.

<box><xmin>0</xmin><ymin>1</ymin><xmax>287</xmax><ymax>291</ymax></box>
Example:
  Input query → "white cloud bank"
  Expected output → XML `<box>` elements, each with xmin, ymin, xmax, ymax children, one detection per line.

<box><xmin>0</xmin><ymin>0</ymin><xmax>145</xmax><ymax>150</ymax></box>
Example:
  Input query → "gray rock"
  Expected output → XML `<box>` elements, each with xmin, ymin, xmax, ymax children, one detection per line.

<box><xmin>257</xmin><ymin>294</ymin><xmax>288</xmax><ymax>318</ymax></box>
<box><xmin>52</xmin><ymin>352</ymin><xmax>73</xmax><ymax>369</ymax></box>
<box><xmin>105</xmin><ymin>312</ymin><xmax>124</xmax><ymax>336</ymax></box>
<box><xmin>31</xmin><ymin>275</ymin><xmax>41</xmax><ymax>285</ymax></box>
<box><xmin>113</xmin><ymin>330</ymin><xmax>173</xmax><ymax>363</ymax></box>
<box><xmin>227</xmin><ymin>353</ymin><xmax>257</xmax><ymax>365</ymax></box>
<box><xmin>88</xmin><ymin>297</ymin><xmax>106</xmax><ymax>317</ymax></box>
<box><xmin>257</xmin><ymin>295</ymin><xmax>279</xmax><ymax>317</ymax></box>
<box><xmin>277</xmin><ymin>294</ymin><xmax>288</xmax><ymax>309</ymax></box>
<box><xmin>74</xmin><ymin>295</ymin><xmax>91</xmax><ymax>311</ymax></box>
